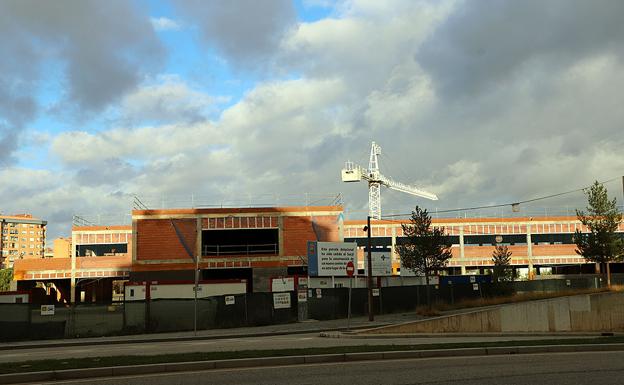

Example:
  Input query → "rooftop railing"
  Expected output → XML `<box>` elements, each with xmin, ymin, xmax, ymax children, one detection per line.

<box><xmin>202</xmin><ymin>243</ymin><xmax>278</xmax><ymax>257</ymax></box>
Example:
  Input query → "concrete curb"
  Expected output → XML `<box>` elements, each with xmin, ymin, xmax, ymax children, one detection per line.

<box><xmin>0</xmin><ymin>324</ymin><xmax>390</xmax><ymax>352</ymax></box>
<box><xmin>320</xmin><ymin>331</ymin><xmax>619</xmax><ymax>339</ymax></box>
<box><xmin>2</xmin><ymin>343</ymin><xmax>624</xmax><ymax>384</ymax></box>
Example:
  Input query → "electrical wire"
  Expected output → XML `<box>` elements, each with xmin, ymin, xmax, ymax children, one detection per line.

<box><xmin>381</xmin><ymin>177</ymin><xmax>620</xmax><ymax>219</ymax></box>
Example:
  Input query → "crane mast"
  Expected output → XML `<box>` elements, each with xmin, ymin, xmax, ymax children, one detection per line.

<box><xmin>368</xmin><ymin>142</ymin><xmax>382</xmax><ymax>220</ymax></box>
<box><xmin>341</xmin><ymin>141</ymin><xmax>438</xmax><ymax>219</ymax></box>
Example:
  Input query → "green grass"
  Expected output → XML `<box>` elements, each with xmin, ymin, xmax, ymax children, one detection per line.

<box><xmin>2</xmin><ymin>336</ymin><xmax>624</xmax><ymax>375</ymax></box>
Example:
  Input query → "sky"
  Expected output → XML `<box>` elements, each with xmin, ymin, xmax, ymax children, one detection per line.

<box><xmin>1</xmin><ymin>0</ymin><xmax>624</xmax><ymax>240</ymax></box>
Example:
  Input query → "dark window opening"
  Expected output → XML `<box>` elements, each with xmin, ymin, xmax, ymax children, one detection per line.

<box><xmin>202</xmin><ymin>229</ymin><xmax>279</xmax><ymax>256</ymax></box>
<box><xmin>464</xmin><ymin>234</ymin><xmax>527</xmax><ymax>245</ymax></box>
<box><xmin>77</xmin><ymin>243</ymin><xmax>127</xmax><ymax>257</ymax></box>
<box><xmin>531</xmin><ymin>233</ymin><xmax>574</xmax><ymax>244</ymax></box>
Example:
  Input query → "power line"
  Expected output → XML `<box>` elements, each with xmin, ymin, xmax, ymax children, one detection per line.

<box><xmin>381</xmin><ymin>177</ymin><xmax>620</xmax><ymax>219</ymax></box>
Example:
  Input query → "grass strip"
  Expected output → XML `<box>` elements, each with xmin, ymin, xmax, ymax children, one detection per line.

<box><xmin>2</xmin><ymin>335</ymin><xmax>624</xmax><ymax>375</ymax></box>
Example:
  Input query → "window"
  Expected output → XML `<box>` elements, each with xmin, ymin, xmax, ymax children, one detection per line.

<box><xmin>202</xmin><ymin>229</ymin><xmax>279</xmax><ymax>256</ymax></box>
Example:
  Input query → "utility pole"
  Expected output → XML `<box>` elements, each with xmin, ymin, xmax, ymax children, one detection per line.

<box><xmin>366</xmin><ymin>216</ymin><xmax>374</xmax><ymax>321</ymax></box>
<box><xmin>194</xmin><ymin>254</ymin><xmax>199</xmax><ymax>336</ymax></box>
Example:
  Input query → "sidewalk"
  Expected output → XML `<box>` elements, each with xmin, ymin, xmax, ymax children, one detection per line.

<box><xmin>0</xmin><ymin>311</ymin><xmax>423</xmax><ymax>351</ymax></box>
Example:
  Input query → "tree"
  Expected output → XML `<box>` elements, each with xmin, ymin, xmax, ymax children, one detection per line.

<box><xmin>396</xmin><ymin>206</ymin><xmax>452</xmax><ymax>308</ymax></box>
<box><xmin>0</xmin><ymin>269</ymin><xmax>13</xmax><ymax>292</ymax></box>
<box><xmin>492</xmin><ymin>245</ymin><xmax>515</xmax><ymax>283</ymax></box>
<box><xmin>573</xmin><ymin>181</ymin><xmax>624</xmax><ymax>287</ymax></box>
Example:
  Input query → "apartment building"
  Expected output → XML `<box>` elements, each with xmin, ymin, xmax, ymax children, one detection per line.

<box><xmin>0</xmin><ymin>214</ymin><xmax>47</xmax><ymax>268</ymax></box>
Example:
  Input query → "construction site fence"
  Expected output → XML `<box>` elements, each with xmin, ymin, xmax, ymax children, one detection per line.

<box><xmin>1</xmin><ymin>274</ymin><xmax>621</xmax><ymax>342</ymax></box>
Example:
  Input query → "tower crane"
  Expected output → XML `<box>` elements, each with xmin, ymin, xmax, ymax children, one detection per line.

<box><xmin>341</xmin><ymin>141</ymin><xmax>438</xmax><ymax>219</ymax></box>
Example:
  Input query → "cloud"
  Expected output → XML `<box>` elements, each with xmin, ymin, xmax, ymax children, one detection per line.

<box><xmin>418</xmin><ymin>0</ymin><xmax>624</xmax><ymax>99</ymax></box>
<box><xmin>120</xmin><ymin>78</ymin><xmax>226</xmax><ymax>124</ymax></box>
<box><xmin>0</xmin><ymin>0</ymin><xmax>164</xmax><ymax>163</ymax></box>
<box><xmin>151</xmin><ymin>17</ymin><xmax>181</xmax><ymax>31</ymax></box>
<box><xmin>175</xmin><ymin>0</ymin><xmax>296</xmax><ymax>66</ymax></box>
<box><xmin>8</xmin><ymin>0</ymin><xmax>624</xmax><ymax>241</ymax></box>
<box><xmin>51</xmin><ymin>121</ymin><xmax>222</xmax><ymax>165</ymax></box>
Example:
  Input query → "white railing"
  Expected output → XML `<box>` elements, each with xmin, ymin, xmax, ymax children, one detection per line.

<box><xmin>202</xmin><ymin>243</ymin><xmax>278</xmax><ymax>256</ymax></box>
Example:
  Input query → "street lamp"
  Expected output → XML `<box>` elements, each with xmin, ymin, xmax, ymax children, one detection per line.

<box><xmin>363</xmin><ymin>216</ymin><xmax>373</xmax><ymax>321</ymax></box>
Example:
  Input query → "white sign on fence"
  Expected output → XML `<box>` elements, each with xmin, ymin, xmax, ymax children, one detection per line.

<box><xmin>372</xmin><ymin>288</ymin><xmax>380</xmax><ymax>297</ymax></box>
<box><xmin>297</xmin><ymin>289</ymin><xmax>307</xmax><ymax>302</ymax></box>
<box><xmin>225</xmin><ymin>295</ymin><xmax>235</xmax><ymax>305</ymax></box>
<box><xmin>271</xmin><ymin>277</ymin><xmax>295</xmax><ymax>292</ymax></box>
<box><xmin>364</xmin><ymin>252</ymin><xmax>393</xmax><ymax>276</ymax></box>
<box><xmin>273</xmin><ymin>292</ymin><xmax>291</xmax><ymax>309</ymax></box>
<box><xmin>40</xmin><ymin>305</ymin><xmax>55</xmax><ymax>316</ymax></box>
<box><xmin>307</xmin><ymin>241</ymin><xmax>357</xmax><ymax>277</ymax></box>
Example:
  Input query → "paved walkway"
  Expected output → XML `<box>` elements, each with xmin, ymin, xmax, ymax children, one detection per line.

<box><xmin>0</xmin><ymin>311</ymin><xmax>422</xmax><ymax>351</ymax></box>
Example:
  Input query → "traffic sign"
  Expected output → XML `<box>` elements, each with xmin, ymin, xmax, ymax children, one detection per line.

<box><xmin>346</xmin><ymin>261</ymin><xmax>355</xmax><ymax>277</ymax></box>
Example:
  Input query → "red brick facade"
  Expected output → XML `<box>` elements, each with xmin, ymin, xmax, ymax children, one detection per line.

<box><xmin>132</xmin><ymin>206</ymin><xmax>343</xmax><ymax>271</ymax></box>
<box><xmin>135</xmin><ymin>218</ymin><xmax>197</xmax><ymax>261</ymax></box>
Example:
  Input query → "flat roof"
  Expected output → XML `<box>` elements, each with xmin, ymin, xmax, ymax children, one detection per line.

<box><xmin>132</xmin><ymin>205</ymin><xmax>343</xmax><ymax>216</ymax></box>
<box><xmin>343</xmin><ymin>215</ymin><xmax>594</xmax><ymax>226</ymax></box>
<box><xmin>0</xmin><ymin>215</ymin><xmax>47</xmax><ymax>226</ymax></box>
<box><xmin>71</xmin><ymin>225</ymin><xmax>132</xmax><ymax>231</ymax></box>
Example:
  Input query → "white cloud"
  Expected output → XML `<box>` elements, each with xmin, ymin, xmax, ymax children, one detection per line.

<box><xmin>8</xmin><ymin>0</ymin><xmax>624</xmax><ymax>240</ymax></box>
<box><xmin>50</xmin><ymin>121</ymin><xmax>223</xmax><ymax>165</ymax></box>
<box><xmin>150</xmin><ymin>17</ymin><xmax>180</xmax><ymax>31</ymax></box>
<box><xmin>120</xmin><ymin>78</ymin><xmax>226</xmax><ymax>124</ymax></box>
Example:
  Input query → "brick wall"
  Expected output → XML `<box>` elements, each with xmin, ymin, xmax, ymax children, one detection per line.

<box><xmin>282</xmin><ymin>215</ymin><xmax>340</xmax><ymax>256</ymax></box>
<box><xmin>136</xmin><ymin>219</ymin><xmax>197</xmax><ymax>261</ymax></box>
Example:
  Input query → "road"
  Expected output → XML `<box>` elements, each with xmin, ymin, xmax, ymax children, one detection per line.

<box><xmin>0</xmin><ymin>332</ymin><xmax>593</xmax><ymax>363</ymax></box>
<box><xmin>26</xmin><ymin>351</ymin><xmax>624</xmax><ymax>385</ymax></box>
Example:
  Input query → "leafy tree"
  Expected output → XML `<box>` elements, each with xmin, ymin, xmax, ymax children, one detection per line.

<box><xmin>0</xmin><ymin>269</ymin><xmax>13</xmax><ymax>292</ymax></box>
<box><xmin>492</xmin><ymin>245</ymin><xmax>515</xmax><ymax>283</ymax></box>
<box><xmin>573</xmin><ymin>181</ymin><xmax>624</xmax><ymax>287</ymax></box>
<box><xmin>396</xmin><ymin>206</ymin><xmax>452</xmax><ymax>307</ymax></box>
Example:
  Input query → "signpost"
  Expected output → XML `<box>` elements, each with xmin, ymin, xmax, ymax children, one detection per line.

<box><xmin>346</xmin><ymin>260</ymin><xmax>354</xmax><ymax>330</ymax></box>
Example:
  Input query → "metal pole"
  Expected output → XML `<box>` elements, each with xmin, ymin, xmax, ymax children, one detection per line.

<box><xmin>367</xmin><ymin>215</ymin><xmax>374</xmax><ymax>321</ymax></box>
<box><xmin>347</xmin><ymin>276</ymin><xmax>352</xmax><ymax>330</ymax></box>
<box><xmin>194</xmin><ymin>255</ymin><xmax>199</xmax><ymax>336</ymax></box>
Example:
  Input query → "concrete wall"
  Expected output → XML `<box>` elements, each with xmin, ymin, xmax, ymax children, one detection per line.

<box><xmin>365</xmin><ymin>291</ymin><xmax>624</xmax><ymax>333</ymax></box>
<box><xmin>125</xmin><ymin>281</ymin><xmax>247</xmax><ymax>300</ymax></box>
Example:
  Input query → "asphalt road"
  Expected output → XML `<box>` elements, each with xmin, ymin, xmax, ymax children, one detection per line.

<box><xmin>0</xmin><ymin>332</ymin><xmax>592</xmax><ymax>363</ymax></box>
<box><xmin>27</xmin><ymin>351</ymin><xmax>624</xmax><ymax>385</ymax></box>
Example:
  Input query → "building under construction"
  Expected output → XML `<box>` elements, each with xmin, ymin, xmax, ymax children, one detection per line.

<box><xmin>10</xmin><ymin>204</ymin><xmax>624</xmax><ymax>302</ymax></box>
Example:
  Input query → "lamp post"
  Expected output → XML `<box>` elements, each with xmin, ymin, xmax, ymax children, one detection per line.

<box><xmin>364</xmin><ymin>216</ymin><xmax>374</xmax><ymax>321</ymax></box>
<box><xmin>194</xmin><ymin>254</ymin><xmax>199</xmax><ymax>336</ymax></box>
